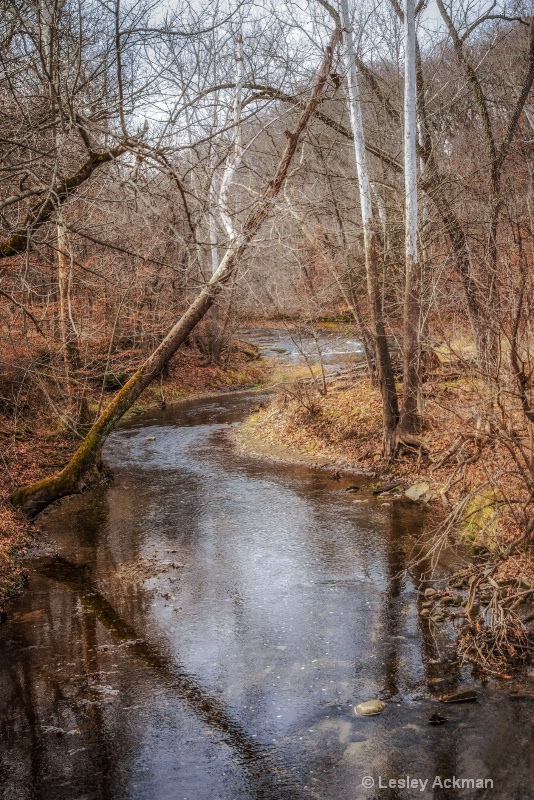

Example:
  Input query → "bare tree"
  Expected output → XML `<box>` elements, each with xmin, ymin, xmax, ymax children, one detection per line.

<box><xmin>335</xmin><ymin>0</ymin><xmax>400</xmax><ymax>456</ymax></box>
<box><xmin>399</xmin><ymin>0</ymin><xmax>420</xmax><ymax>434</ymax></box>
<box><xmin>11</xmin><ymin>19</ymin><xmax>342</xmax><ymax>517</ymax></box>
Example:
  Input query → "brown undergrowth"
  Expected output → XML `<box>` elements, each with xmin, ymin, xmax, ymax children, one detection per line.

<box><xmin>237</xmin><ymin>367</ymin><xmax>534</xmax><ymax>672</ymax></box>
<box><xmin>0</xmin><ymin>346</ymin><xmax>268</xmax><ymax>612</ymax></box>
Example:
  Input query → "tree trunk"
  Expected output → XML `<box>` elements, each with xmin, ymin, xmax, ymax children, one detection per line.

<box><xmin>400</xmin><ymin>0</ymin><xmax>420</xmax><ymax>434</ymax></box>
<box><xmin>340</xmin><ymin>0</ymin><xmax>399</xmax><ymax>456</ymax></box>
<box><xmin>57</xmin><ymin>215</ymin><xmax>80</xmax><ymax>381</ymax></box>
<box><xmin>11</xmin><ymin>23</ymin><xmax>342</xmax><ymax>518</ymax></box>
<box><xmin>205</xmin><ymin>30</ymin><xmax>244</xmax><ymax>364</ymax></box>
<box><xmin>366</xmin><ymin>231</ymin><xmax>399</xmax><ymax>458</ymax></box>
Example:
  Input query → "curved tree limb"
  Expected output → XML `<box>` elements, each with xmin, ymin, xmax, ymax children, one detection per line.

<box><xmin>0</xmin><ymin>141</ymin><xmax>131</xmax><ymax>258</ymax></box>
<box><xmin>0</xmin><ymin>288</ymin><xmax>45</xmax><ymax>336</ymax></box>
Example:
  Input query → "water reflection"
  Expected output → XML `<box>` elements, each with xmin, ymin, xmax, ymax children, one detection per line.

<box><xmin>0</xmin><ymin>392</ymin><xmax>533</xmax><ymax>799</ymax></box>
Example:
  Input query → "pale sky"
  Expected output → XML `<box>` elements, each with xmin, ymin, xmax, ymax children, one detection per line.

<box><xmin>423</xmin><ymin>0</ymin><xmax>440</xmax><ymax>21</ymax></box>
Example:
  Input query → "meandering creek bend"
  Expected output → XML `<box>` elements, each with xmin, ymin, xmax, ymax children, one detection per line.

<box><xmin>1</xmin><ymin>382</ymin><xmax>533</xmax><ymax>799</ymax></box>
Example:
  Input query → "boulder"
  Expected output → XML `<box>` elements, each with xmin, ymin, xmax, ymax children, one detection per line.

<box><xmin>405</xmin><ymin>482</ymin><xmax>431</xmax><ymax>501</ymax></box>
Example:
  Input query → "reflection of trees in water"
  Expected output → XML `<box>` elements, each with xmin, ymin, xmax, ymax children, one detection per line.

<box><xmin>375</xmin><ymin>502</ymin><xmax>463</xmax><ymax>693</ymax></box>
<box><xmin>79</xmin><ymin>611</ymin><xmax>119</xmax><ymax>800</ymax></box>
<box><xmin>14</xmin><ymin>556</ymin><xmax>308</xmax><ymax>800</ymax></box>
<box><xmin>5</xmin><ymin>642</ymin><xmax>44</xmax><ymax>793</ymax></box>
<box><xmin>2</xmin><ymin>520</ymin><xmax>531</xmax><ymax>799</ymax></box>
<box><xmin>370</xmin><ymin>503</ymin><xmax>463</xmax><ymax>793</ymax></box>
<box><xmin>37</xmin><ymin>489</ymin><xmax>122</xmax><ymax>796</ymax></box>
<box><xmin>0</xmin><ymin>572</ymin><xmax>125</xmax><ymax>799</ymax></box>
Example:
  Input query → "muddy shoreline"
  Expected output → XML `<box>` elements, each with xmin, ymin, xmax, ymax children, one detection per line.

<box><xmin>229</xmin><ymin>420</ymin><xmax>374</xmax><ymax>480</ymax></box>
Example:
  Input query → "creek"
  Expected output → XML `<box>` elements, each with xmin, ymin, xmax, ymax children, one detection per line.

<box><xmin>1</xmin><ymin>365</ymin><xmax>533</xmax><ymax>799</ymax></box>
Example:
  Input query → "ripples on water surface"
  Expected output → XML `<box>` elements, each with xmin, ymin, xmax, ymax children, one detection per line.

<box><xmin>1</xmin><ymin>392</ymin><xmax>533</xmax><ymax>799</ymax></box>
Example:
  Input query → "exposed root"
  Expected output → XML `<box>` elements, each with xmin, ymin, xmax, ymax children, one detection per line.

<box><xmin>458</xmin><ymin>614</ymin><xmax>534</xmax><ymax>673</ymax></box>
<box><xmin>396</xmin><ymin>431</ymin><xmax>430</xmax><ymax>453</ymax></box>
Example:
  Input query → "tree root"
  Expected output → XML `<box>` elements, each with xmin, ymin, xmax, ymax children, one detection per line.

<box><xmin>396</xmin><ymin>431</ymin><xmax>430</xmax><ymax>453</ymax></box>
<box><xmin>458</xmin><ymin>615</ymin><xmax>534</xmax><ymax>673</ymax></box>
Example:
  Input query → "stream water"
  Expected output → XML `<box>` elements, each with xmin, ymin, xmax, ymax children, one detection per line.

<box><xmin>1</xmin><ymin>389</ymin><xmax>533</xmax><ymax>800</ymax></box>
<box><xmin>239</xmin><ymin>328</ymin><xmax>365</xmax><ymax>369</ymax></box>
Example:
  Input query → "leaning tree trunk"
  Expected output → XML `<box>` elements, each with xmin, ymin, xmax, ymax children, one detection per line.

<box><xmin>11</xmin><ymin>24</ymin><xmax>341</xmax><ymax>518</ymax></box>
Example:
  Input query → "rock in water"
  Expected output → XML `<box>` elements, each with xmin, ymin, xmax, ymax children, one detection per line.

<box><xmin>428</xmin><ymin>712</ymin><xmax>448</xmax><ymax>725</ymax></box>
<box><xmin>440</xmin><ymin>596</ymin><xmax>456</xmax><ymax>605</ymax></box>
<box><xmin>355</xmin><ymin>699</ymin><xmax>387</xmax><ymax>716</ymax></box>
<box><xmin>372</xmin><ymin>483</ymin><xmax>403</xmax><ymax>495</ymax></box>
<box><xmin>440</xmin><ymin>689</ymin><xmax>477</xmax><ymax>704</ymax></box>
<box><xmin>405</xmin><ymin>482</ymin><xmax>430</xmax><ymax>501</ymax></box>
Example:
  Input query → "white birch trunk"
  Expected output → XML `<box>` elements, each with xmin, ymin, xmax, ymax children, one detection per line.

<box><xmin>219</xmin><ymin>31</ymin><xmax>244</xmax><ymax>241</ymax></box>
<box><xmin>208</xmin><ymin>179</ymin><xmax>220</xmax><ymax>275</ymax></box>
<box><xmin>211</xmin><ymin>30</ymin><xmax>244</xmax><ymax>359</ymax></box>
<box><xmin>340</xmin><ymin>0</ymin><xmax>399</xmax><ymax>453</ymax></box>
<box><xmin>400</xmin><ymin>0</ymin><xmax>420</xmax><ymax>432</ymax></box>
<box><xmin>339</xmin><ymin>0</ymin><xmax>373</xmax><ymax>243</ymax></box>
<box><xmin>404</xmin><ymin>0</ymin><xmax>418</xmax><ymax>270</ymax></box>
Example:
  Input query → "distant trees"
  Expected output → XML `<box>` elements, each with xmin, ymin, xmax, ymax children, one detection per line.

<box><xmin>432</xmin><ymin>1</ymin><xmax>534</xmax><ymax>371</ymax></box>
